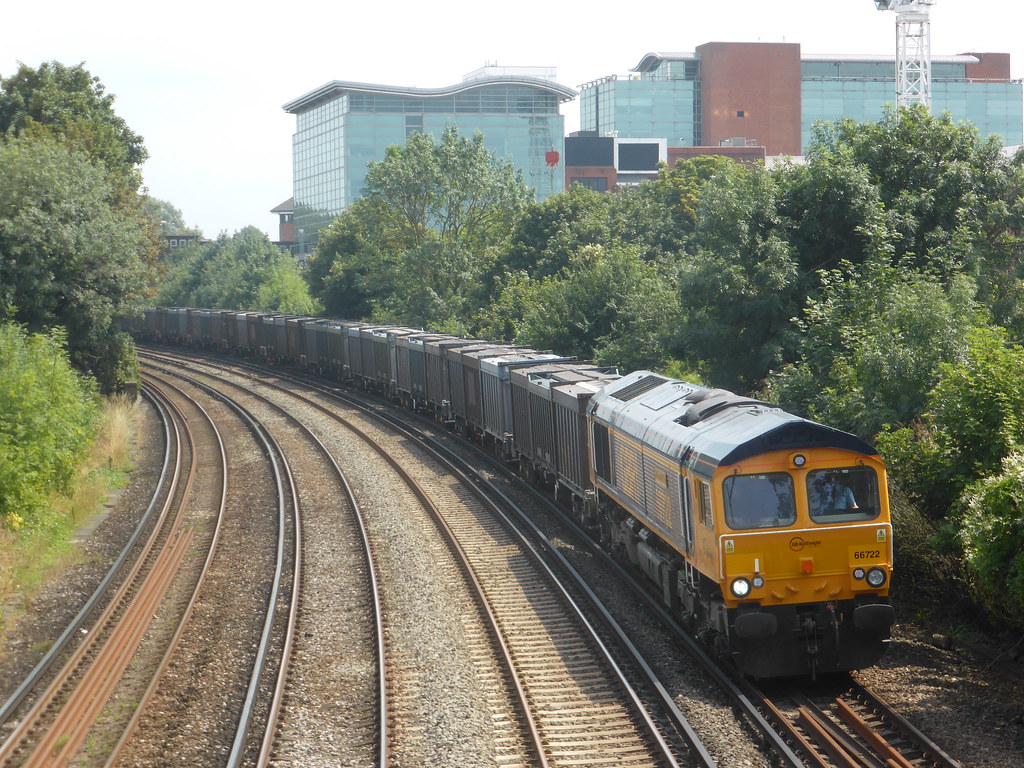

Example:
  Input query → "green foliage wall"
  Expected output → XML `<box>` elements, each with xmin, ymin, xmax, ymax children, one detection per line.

<box><xmin>955</xmin><ymin>450</ymin><xmax>1024</xmax><ymax>627</ymax></box>
<box><xmin>0</xmin><ymin>134</ymin><xmax>155</xmax><ymax>390</ymax></box>
<box><xmin>0</xmin><ymin>323</ymin><xmax>101</xmax><ymax>531</ymax></box>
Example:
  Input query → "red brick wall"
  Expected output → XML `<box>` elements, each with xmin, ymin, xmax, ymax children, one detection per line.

<box><xmin>564</xmin><ymin>167</ymin><xmax>618</xmax><ymax>191</ymax></box>
<box><xmin>696</xmin><ymin>42</ymin><xmax>802</xmax><ymax>156</ymax></box>
<box><xmin>668</xmin><ymin>146</ymin><xmax>766</xmax><ymax>166</ymax></box>
<box><xmin>962</xmin><ymin>52</ymin><xmax>1011</xmax><ymax>80</ymax></box>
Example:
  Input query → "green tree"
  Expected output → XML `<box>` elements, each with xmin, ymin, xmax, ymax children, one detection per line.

<box><xmin>311</xmin><ymin>126</ymin><xmax>532</xmax><ymax>328</ymax></box>
<box><xmin>644</xmin><ymin>154</ymin><xmax>743</xmax><ymax>247</ymax></box>
<box><xmin>766</xmin><ymin>260</ymin><xmax>984</xmax><ymax>441</ymax></box>
<box><xmin>878</xmin><ymin>326</ymin><xmax>1024</xmax><ymax>509</ymax></box>
<box><xmin>0</xmin><ymin>61</ymin><xmax>147</xmax><ymax>200</ymax></box>
<box><xmin>144</xmin><ymin>197</ymin><xmax>196</xmax><ymax>234</ymax></box>
<box><xmin>305</xmin><ymin>198</ymin><xmax>395</xmax><ymax>319</ymax></box>
<box><xmin>781</xmin><ymin>150</ymin><xmax>895</xmax><ymax>275</ymax></box>
<box><xmin>0</xmin><ymin>134</ymin><xmax>156</xmax><ymax>389</ymax></box>
<box><xmin>955</xmin><ymin>449</ymin><xmax>1024</xmax><ymax>628</ymax></box>
<box><xmin>158</xmin><ymin>226</ymin><xmax>320</xmax><ymax>314</ymax></box>
<box><xmin>502</xmin><ymin>183</ymin><xmax>614</xmax><ymax>279</ymax></box>
<box><xmin>674</xmin><ymin>162</ymin><xmax>802</xmax><ymax>392</ymax></box>
<box><xmin>809</xmin><ymin>105</ymin><xmax>1019</xmax><ymax>274</ymax></box>
<box><xmin>513</xmin><ymin>244</ymin><xmax>682</xmax><ymax>371</ymax></box>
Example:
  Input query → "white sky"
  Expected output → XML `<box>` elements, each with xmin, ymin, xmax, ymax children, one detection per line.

<box><xmin>3</xmin><ymin>1</ymin><xmax>1021</xmax><ymax>239</ymax></box>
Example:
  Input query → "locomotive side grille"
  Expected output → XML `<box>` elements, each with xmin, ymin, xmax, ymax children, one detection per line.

<box><xmin>643</xmin><ymin>462</ymin><xmax>676</xmax><ymax>532</ymax></box>
<box><xmin>593</xmin><ymin>423</ymin><xmax>612</xmax><ymax>482</ymax></box>
<box><xmin>612</xmin><ymin>434</ymin><xmax>645</xmax><ymax>503</ymax></box>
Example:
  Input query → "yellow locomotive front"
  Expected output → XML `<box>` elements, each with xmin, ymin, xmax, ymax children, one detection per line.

<box><xmin>587</xmin><ymin>372</ymin><xmax>895</xmax><ymax>679</ymax></box>
<box><xmin>712</xmin><ymin>448</ymin><xmax>894</xmax><ymax>678</ymax></box>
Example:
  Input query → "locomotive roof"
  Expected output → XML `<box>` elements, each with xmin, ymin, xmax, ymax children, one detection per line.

<box><xmin>588</xmin><ymin>371</ymin><xmax>877</xmax><ymax>478</ymax></box>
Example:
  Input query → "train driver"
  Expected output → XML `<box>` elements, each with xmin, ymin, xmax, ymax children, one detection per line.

<box><xmin>814</xmin><ymin>473</ymin><xmax>859</xmax><ymax>513</ymax></box>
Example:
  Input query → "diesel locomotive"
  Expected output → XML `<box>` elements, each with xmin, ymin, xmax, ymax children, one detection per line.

<box><xmin>131</xmin><ymin>307</ymin><xmax>895</xmax><ymax>678</ymax></box>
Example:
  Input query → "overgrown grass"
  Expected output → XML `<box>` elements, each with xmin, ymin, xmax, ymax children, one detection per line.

<box><xmin>0</xmin><ymin>395</ymin><xmax>137</xmax><ymax>638</ymax></box>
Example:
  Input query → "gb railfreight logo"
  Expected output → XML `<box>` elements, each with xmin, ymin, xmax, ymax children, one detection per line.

<box><xmin>789</xmin><ymin>536</ymin><xmax>822</xmax><ymax>552</ymax></box>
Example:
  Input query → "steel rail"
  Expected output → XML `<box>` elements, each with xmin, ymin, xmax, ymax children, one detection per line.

<box><xmin>248</xmin><ymin>396</ymin><xmax>385</xmax><ymax>768</ymax></box>
<box><xmin>102</xmin><ymin>376</ymin><xmax>230</xmax><ymax>767</ymax></box>
<box><xmin>848</xmin><ymin>681</ymin><xmax>963</xmax><ymax>768</ymax></box>
<box><xmin>143</xmin><ymin>346</ymin><xmax>704</xmax><ymax>767</ymax></box>
<box><xmin>142</xmin><ymin>352</ymin><xmax>550</xmax><ymax>767</ymax></box>
<box><xmin>345</xmin><ymin>417</ymin><xmax>553</xmax><ymax>768</ymax></box>
<box><xmin>0</xmin><ymin>386</ymin><xmax>193</xmax><ymax>765</ymax></box>
<box><xmin>205</xmin><ymin>356</ymin><xmax>683</xmax><ymax>767</ymax></box>
<box><xmin>456</xmin><ymin>429</ymin><xmax>804</xmax><ymax>767</ymax></box>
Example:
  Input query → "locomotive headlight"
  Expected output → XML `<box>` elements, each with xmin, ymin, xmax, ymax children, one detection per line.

<box><xmin>730</xmin><ymin>577</ymin><xmax>752</xmax><ymax>598</ymax></box>
<box><xmin>853</xmin><ymin>567</ymin><xmax>866</xmax><ymax>580</ymax></box>
<box><xmin>752</xmin><ymin>575</ymin><xmax>765</xmax><ymax>589</ymax></box>
<box><xmin>866</xmin><ymin>567</ymin><xmax>887</xmax><ymax>588</ymax></box>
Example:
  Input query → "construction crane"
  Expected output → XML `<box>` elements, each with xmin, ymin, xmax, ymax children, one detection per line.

<box><xmin>874</xmin><ymin>0</ymin><xmax>936</xmax><ymax>109</ymax></box>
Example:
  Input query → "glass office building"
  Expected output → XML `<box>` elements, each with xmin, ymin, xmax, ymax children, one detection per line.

<box><xmin>801</xmin><ymin>55</ymin><xmax>1024</xmax><ymax>149</ymax></box>
<box><xmin>284</xmin><ymin>70</ymin><xmax>576</xmax><ymax>254</ymax></box>
<box><xmin>578</xmin><ymin>44</ymin><xmax>1023</xmax><ymax>158</ymax></box>
<box><xmin>580</xmin><ymin>59</ymin><xmax>701</xmax><ymax>146</ymax></box>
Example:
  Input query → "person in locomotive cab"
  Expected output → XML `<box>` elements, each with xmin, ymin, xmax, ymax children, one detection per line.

<box><xmin>816</xmin><ymin>473</ymin><xmax>858</xmax><ymax>512</ymax></box>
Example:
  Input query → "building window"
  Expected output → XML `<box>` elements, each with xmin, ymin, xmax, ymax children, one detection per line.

<box><xmin>736</xmin><ymin>110</ymin><xmax>745</xmax><ymax>117</ymax></box>
<box><xmin>570</xmin><ymin>177</ymin><xmax>608</xmax><ymax>192</ymax></box>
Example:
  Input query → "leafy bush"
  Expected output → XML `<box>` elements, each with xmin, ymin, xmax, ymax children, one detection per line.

<box><xmin>0</xmin><ymin>323</ymin><xmax>101</xmax><ymax>530</ymax></box>
<box><xmin>877</xmin><ymin>326</ymin><xmax>1024</xmax><ymax>510</ymax></box>
<box><xmin>158</xmin><ymin>226</ymin><xmax>321</xmax><ymax>315</ymax></box>
<box><xmin>767</xmin><ymin>261</ymin><xmax>983</xmax><ymax>441</ymax></box>
<box><xmin>955</xmin><ymin>450</ymin><xmax>1024</xmax><ymax>628</ymax></box>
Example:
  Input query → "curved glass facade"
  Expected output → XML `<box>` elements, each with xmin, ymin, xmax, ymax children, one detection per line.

<box><xmin>287</xmin><ymin>79</ymin><xmax>571</xmax><ymax>254</ymax></box>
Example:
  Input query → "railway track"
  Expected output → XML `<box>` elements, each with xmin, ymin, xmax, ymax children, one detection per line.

<box><xmin>141</xmin><ymin>349</ymin><xmax>716</xmax><ymax>767</ymax></box>
<box><xmin>0</xmin><ymin>379</ymin><xmax>228</xmax><ymax>767</ymax></box>
<box><xmin>113</xmin><ymin>364</ymin><xmax>299</xmax><ymax>768</ymax></box>
<box><xmin>748</xmin><ymin>677</ymin><xmax>963</xmax><ymax>768</ymax></box>
<box><xmin>161</xmin><ymin>348</ymin><xmax>972</xmax><ymax>768</ymax></box>
<box><xmin>140</xmin><ymin>356</ymin><xmax>387</xmax><ymax>767</ymax></box>
<box><xmin>3</xmin><ymin>343</ymin><xmax>969</xmax><ymax>767</ymax></box>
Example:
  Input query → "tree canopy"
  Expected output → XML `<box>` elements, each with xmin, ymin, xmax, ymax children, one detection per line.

<box><xmin>302</xmin><ymin>106</ymin><xmax>1024</xmax><ymax>632</ymax></box>
<box><xmin>308</xmin><ymin>125</ymin><xmax>533</xmax><ymax>331</ymax></box>
<box><xmin>0</xmin><ymin>133</ymin><xmax>157</xmax><ymax>388</ymax></box>
<box><xmin>158</xmin><ymin>226</ymin><xmax>321</xmax><ymax>314</ymax></box>
<box><xmin>0</xmin><ymin>62</ymin><xmax>158</xmax><ymax>390</ymax></box>
<box><xmin>0</xmin><ymin>61</ymin><xmax>147</xmax><ymax>200</ymax></box>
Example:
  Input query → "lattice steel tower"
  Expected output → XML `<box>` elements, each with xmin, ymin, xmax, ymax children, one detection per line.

<box><xmin>874</xmin><ymin>0</ymin><xmax>936</xmax><ymax>109</ymax></box>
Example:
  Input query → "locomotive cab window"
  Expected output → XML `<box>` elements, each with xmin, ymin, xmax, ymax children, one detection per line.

<box><xmin>807</xmin><ymin>467</ymin><xmax>880</xmax><ymax>523</ymax></box>
<box><xmin>724</xmin><ymin>472</ymin><xmax>796</xmax><ymax>530</ymax></box>
<box><xmin>698</xmin><ymin>480</ymin><xmax>714</xmax><ymax>528</ymax></box>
